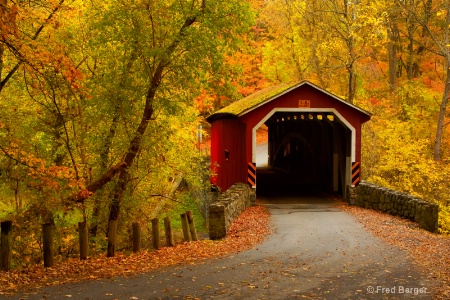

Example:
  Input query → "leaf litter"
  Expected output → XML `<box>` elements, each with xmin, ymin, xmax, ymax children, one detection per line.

<box><xmin>336</xmin><ymin>200</ymin><xmax>450</xmax><ymax>299</ymax></box>
<box><xmin>0</xmin><ymin>205</ymin><xmax>271</xmax><ymax>296</ymax></box>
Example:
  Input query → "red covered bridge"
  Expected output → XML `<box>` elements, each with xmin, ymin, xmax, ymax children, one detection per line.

<box><xmin>206</xmin><ymin>81</ymin><xmax>371</xmax><ymax>197</ymax></box>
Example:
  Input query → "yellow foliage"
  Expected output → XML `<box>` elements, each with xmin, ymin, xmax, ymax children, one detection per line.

<box><xmin>361</xmin><ymin>83</ymin><xmax>450</xmax><ymax>234</ymax></box>
<box><xmin>439</xmin><ymin>205</ymin><xmax>450</xmax><ymax>235</ymax></box>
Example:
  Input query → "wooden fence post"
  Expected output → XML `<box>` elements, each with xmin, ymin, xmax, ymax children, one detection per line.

<box><xmin>151</xmin><ymin>218</ymin><xmax>160</xmax><ymax>250</ymax></box>
<box><xmin>78</xmin><ymin>221</ymin><xmax>88</xmax><ymax>260</ymax></box>
<box><xmin>186</xmin><ymin>211</ymin><xmax>198</xmax><ymax>241</ymax></box>
<box><xmin>180</xmin><ymin>213</ymin><xmax>191</xmax><ymax>242</ymax></box>
<box><xmin>132</xmin><ymin>222</ymin><xmax>141</xmax><ymax>253</ymax></box>
<box><xmin>107</xmin><ymin>220</ymin><xmax>118</xmax><ymax>258</ymax></box>
<box><xmin>42</xmin><ymin>223</ymin><xmax>53</xmax><ymax>268</ymax></box>
<box><xmin>1</xmin><ymin>221</ymin><xmax>12</xmax><ymax>271</ymax></box>
<box><xmin>163</xmin><ymin>217</ymin><xmax>174</xmax><ymax>247</ymax></box>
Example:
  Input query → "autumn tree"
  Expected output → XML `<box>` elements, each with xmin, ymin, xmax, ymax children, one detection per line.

<box><xmin>396</xmin><ymin>1</ymin><xmax>450</xmax><ymax>161</ymax></box>
<box><xmin>59</xmin><ymin>0</ymin><xmax>253</xmax><ymax>257</ymax></box>
<box><xmin>0</xmin><ymin>0</ymin><xmax>254</xmax><ymax>262</ymax></box>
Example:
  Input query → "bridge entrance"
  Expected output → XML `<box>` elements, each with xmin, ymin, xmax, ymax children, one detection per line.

<box><xmin>207</xmin><ymin>81</ymin><xmax>371</xmax><ymax>198</ymax></box>
<box><xmin>254</xmin><ymin>110</ymin><xmax>353</xmax><ymax>196</ymax></box>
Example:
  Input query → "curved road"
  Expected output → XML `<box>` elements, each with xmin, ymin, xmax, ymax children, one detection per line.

<box><xmin>13</xmin><ymin>190</ymin><xmax>434</xmax><ymax>299</ymax></box>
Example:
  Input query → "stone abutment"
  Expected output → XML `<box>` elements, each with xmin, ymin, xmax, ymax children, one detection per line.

<box><xmin>352</xmin><ymin>181</ymin><xmax>439</xmax><ymax>232</ymax></box>
<box><xmin>208</xmin><ymin>183</ymin><xmax>254</xmax><ymax>239</ymax></box>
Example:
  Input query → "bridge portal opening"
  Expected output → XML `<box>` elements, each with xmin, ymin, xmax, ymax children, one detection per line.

<box><xmin>254</xmin><ymin>110</ymin><xmax>352</xmax><ymax>198</ymax></box>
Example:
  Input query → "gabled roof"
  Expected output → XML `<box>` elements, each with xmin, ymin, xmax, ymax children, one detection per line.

<box><xmin>207</xmin><ymin>80</ymin><xmax>371</xmax><ymax>122</ymax></box>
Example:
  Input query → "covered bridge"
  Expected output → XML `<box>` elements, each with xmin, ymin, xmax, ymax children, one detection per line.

<box><xmin>206</xmin><ymin>81</ymin><xmax>371</xmax><ymax>196</ymax></box>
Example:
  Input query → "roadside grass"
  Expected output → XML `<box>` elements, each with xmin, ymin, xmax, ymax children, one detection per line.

<box><xmin>159</xmin><ymin>191</ymin><xmax>206</xmax><ymax>233</ymax></box>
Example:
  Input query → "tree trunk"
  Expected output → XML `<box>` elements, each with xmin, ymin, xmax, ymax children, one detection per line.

<box><xmin>388</xmin><ymin>16</ymin><xmax>399</xmax><ymax>92</ymax></box>
<box><xmin>1</xmin><ymin>221</ymin><xmax>12</xmax><ymax>271</ymax></box>
<box><xmin>106</xmin><ymin>168</ymin><xmax>129</xmax><ymax>257</ymax></box>
<box><xmin>42</xmin><ymin>223</ymin><xmax>53</xmax><ymax>267</ymax></box>
<box><xmin>347</xmin><ymin>64</ymin><xmax>357</xmax><ymax>104</ymax></box>
<box><xmin>88</xmin><ymin>194</ymin><xmax>101</xmax><ymax>238</ymax></box>
<box><xmin>78</xmin><ymin>221</ymin><xmax>88</xmax><ymax>260</ymax></box>
<box><xmin>90</xmin><ymin>54</ymin><xmax>136</xmax><ymax>238</ymax></box>
<box><xmin>407</xmin><ymin>34</ymin><xmax>415</xmax><ymax>80</ymax></box>
<box><xmin>434</xmin><ymin>6</ymin><xmax>450</xmax><ymax>161</ymax></box>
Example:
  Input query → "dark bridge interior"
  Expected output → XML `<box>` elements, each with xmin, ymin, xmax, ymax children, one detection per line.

<box><xmin>256</xmin><ymin>111</ymin><xmax>351</xmax><ymax>197</ymax></box>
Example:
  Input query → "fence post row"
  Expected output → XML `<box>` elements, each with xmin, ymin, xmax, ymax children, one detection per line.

<box><xmin>1</xmin><ymin>211</ymin><xmax>201</xmax><ymax>270</ymax></box>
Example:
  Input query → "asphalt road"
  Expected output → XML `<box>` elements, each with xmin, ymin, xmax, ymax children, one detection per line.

<box><xmin>12</xmin><ymin>186</ymin><xmax>434</xmax><ymax>300</ymax></box>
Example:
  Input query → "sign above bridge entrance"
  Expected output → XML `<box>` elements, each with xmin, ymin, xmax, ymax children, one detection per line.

<box><xmin>298</xmin><ymin>100</ymin><xmax>310</xmax><ymax>108</ymax></box>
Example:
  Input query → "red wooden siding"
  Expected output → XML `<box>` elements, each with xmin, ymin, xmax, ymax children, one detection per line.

<box><xmin>210</xmin><ymin>119</ymin><xmax>247</xmax><ymax>191</ymax></box>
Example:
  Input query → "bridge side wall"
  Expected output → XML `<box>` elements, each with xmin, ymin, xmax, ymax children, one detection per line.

<box><xmin>355</xmin><ymin>181</ymin><xmax>439</xmax><ymax>232</ymax></box>
<box><xmin>208</xmin><ymin>183</ymin><xmax>253</xmax><ymax>239</ymax></box>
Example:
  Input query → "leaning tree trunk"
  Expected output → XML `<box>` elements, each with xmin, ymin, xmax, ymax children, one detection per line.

<box><xmin>90</xmin><ymin>53</ymin><xmax>136</xmax><ymax>238</ymax></box>
<box><xmin>105</xmin><ymin>13</ymin><xmax>200</xmax><ymax>257</ymax></box>
<box><xmin>105</xmin><ymin>78</ymin><xmax>156</xmax><ymax>258</ymax></box>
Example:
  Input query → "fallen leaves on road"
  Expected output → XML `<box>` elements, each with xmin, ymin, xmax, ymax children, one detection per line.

<box><xmin>336</xmin><ymin>200</ymin><xmax>450</xmax><ymax>300</ymax></box>
<box><xmin>0</xmin><ymin>205</ymin><xmax>270</xmax><ymax>296</ymax></box>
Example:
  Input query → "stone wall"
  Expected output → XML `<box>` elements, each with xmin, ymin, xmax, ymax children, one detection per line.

<box><xmin>355</xmin><ymin>181</ymin><xmax>439</xmax><ymax>232</ymax></box>
<box><xmin>208</xmin><ymin>183</ymin><xmax>253</xmax><ymax>239</ymax></box>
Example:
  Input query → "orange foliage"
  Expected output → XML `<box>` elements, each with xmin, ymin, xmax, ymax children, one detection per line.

<box><xmin>1</xmin><ymin>142</ymin><xmax>87</xmax><ymax>208</ymax></box>
<box><xmin>0</xmin><ymin>1</ymin><xmax>82</xmax><ymax>92</ymax></box>
<box><xmin>195</xmin><ymin>22</ymin><xmax>270</xmax><ymax>114</ymax></box>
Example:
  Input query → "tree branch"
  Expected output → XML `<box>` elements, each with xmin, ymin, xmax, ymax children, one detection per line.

<box><xmin>69</xmin><ymin>161</ymin><xmax>127</xmax><ymax>203</ymax></box>
<box><xmin>149</xmin><ymin>194</ymin><xmax>184</xmax><ymax>204</ymax></box>
<box><xmin>0</xmin><ymin>145</ymin><xmax>35</xmax><ymax>169</ymax></box>
<box><xmin>0</xmin><ymin>0</ymin><xmax>65</xmax><ymax>93</ymax></box>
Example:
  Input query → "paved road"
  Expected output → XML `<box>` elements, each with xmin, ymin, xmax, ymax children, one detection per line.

<box><xmin>13</xmin><ymin>194</ymin><xmax>434</xmax><ymax>299</ymax></box>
